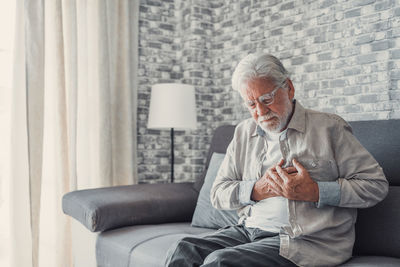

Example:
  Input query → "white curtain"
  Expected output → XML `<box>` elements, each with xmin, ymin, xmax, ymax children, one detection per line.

<box><xmin>10</xmin><ymin>0</ymin><xmax>139</xmax><ymax>266</ymax></box>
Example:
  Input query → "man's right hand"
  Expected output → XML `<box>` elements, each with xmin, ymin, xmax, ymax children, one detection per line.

<box><xmin>251</xmin><ymin>159</ymin><xmax>297</xmax><ymax>202</ymax></box>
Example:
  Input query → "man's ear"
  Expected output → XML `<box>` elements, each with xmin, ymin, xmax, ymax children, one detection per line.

<box><xmin>286</xmin><ymin>79</ymin><xmax>295</xmax><ymax>100</ymax></box>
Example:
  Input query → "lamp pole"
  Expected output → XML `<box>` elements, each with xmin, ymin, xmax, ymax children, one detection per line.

<box><xmin>170</xmin><ymin>128</ymin><xmax>174</xmax><ymax>183</ymax></box>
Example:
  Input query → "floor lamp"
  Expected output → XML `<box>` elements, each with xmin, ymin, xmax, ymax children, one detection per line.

<box><xmin>147</xmin><ymin>83</ymin><xmax>197</xmax><ymax>183</ymax></box>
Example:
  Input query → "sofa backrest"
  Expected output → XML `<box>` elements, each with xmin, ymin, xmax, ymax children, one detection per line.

<box><xmin>194</xmin><ymin>120</ymin><xmax>400</xmax><ymax>258</ymax></box>
<box><xmin>193</xmin><ymin>125</ymin><xmax>236</xmax><ymax>192</ymax></box>
<box><xmin>349</xmin><ymin>120</ymin><xmax>400</xmax><ymax>258</ymax></box>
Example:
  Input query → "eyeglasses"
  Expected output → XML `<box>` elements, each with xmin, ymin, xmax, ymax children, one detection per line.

<box><xmin>243</xmin><ymin>80</ymin><xmax>286</xmax><ymax>110</ymax></box>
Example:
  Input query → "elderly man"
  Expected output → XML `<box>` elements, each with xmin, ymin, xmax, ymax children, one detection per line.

<box><xmin>165</xmin><ymin>53</ymin><xmax>388</xmax><ymax>267</ymax></box>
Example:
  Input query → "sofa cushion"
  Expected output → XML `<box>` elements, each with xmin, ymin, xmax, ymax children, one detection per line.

<box><xmin>339</xmin><ymin>256</ymin><xmax>400</xmax><ymax>266</ymax></box>
<box><xmin>129</xmin><ymin>229</ymin><xmax>214</xmax><ymax>267</ymax></box>
<box><xmin>191</xmin><ymin>153</ymin><xmax>239</xmax><ymax>229</ymax></box>
<box><xmin>96</xmin><ymin>222</ymin><xmax>214</xmax><ymax>267</ymax></box>
<box><xmin>353</xmin><ymin>186</ymin><xmax>400</xmax><ymax>258</ymax></box>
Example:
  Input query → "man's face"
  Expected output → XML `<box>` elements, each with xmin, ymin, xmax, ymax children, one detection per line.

<box><xmin>240</xmin><ymin>77</ymin><xmax>295</xmax><ymax>133</ymax></box>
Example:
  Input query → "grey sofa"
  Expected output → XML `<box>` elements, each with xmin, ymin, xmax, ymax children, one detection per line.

<box><xmin>63</xmin><ymin>120</ymin><xmax>400</xmax><ymax>267</ymax></box>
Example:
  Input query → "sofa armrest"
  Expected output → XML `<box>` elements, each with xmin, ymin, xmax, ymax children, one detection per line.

<box><xmin>62</xmin><ymin>182</ymin><xmax>198</xmax><ymax>232</ymax></box>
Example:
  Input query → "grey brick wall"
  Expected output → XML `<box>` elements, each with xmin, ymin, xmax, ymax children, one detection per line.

<box><xmin>138</xmin><ymin>0</ymin><xmax>214</xmax><ymax>183</ymax></box>
<box><xmin>138</xmin><ymin>0</ymin><xmax>400</xmax><ymax>183</ymax></box>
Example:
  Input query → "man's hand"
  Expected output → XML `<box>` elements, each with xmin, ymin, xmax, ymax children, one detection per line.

<box><xmin>267</xmin><ymin>158</ymin><xmax>319</xmax><ymax>202</ymax></box>
<box><xmin>251</xmin><ymin>159</ymin><xmax>298</xmax><ymax>201</ymax></box>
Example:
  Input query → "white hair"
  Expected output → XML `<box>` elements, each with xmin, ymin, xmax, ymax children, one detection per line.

<box><xmin>231</xmin><ymin>53</ymin><xmax>290</xmax><ymax>92</ymax></box>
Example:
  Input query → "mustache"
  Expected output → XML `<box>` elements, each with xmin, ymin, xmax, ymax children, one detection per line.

<box><xmin>257</xmin><ymin>113</ymin><xmax>277</xmax><ymax>123</ymax></box>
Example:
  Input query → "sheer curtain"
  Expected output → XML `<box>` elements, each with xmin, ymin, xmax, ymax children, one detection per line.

<box><xmin>10</xmin><ymin>0</ymin><xmax>139</xmax><ymax>266</ymax></box>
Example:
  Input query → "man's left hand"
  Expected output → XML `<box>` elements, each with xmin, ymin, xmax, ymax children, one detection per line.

<box><xmin>267</xmin><ymin>158</ymin><xmax>319</xmax><ymax>202</ymax></box>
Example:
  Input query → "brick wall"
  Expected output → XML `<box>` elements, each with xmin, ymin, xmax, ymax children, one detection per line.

<box><xmin>137</xmin><ymin>0</ymin><xmax>400</xmax><ymax>183</ymax></box>
<box><xmin>138</xmin><ymin>0</ymin><xmax>214</xmax><ymax>183</ymax></box>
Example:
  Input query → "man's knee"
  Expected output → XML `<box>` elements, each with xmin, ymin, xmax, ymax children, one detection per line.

<box><xmin>165</xmin><ymin>237</ymin><xmax>203</xmax><ymax>266</ymax></box>
<box><xmin>203</xmin><ymin>248</ymin><xmax>238</xmax><ymax>266</ymax></box>
<box><xmin>167</xmin><ymin>237</ymin><xmax>199</xmax><ymax>257</ymax></box>
<box><xmin>176</xmin><ymin>236</ymin><xmax>199</xmax><ymax>249</ymax></box>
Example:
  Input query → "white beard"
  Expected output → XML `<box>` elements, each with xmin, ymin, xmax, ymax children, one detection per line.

<box><xmin>257</xmin><ymin>98</ymin><xmax>293</xmax><ymax>133</ymax></box>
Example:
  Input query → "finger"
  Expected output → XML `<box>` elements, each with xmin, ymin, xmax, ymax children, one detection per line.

<box><xmin>265</xmin><ymin>159</ymin><xmax>283</xmax><ymax>174</ymax></box>
<box><xmin>266</xmin><ymin>178</ymin><xmax>283</xmax><ymax>196</ymax></box>
<box><xmin>276</xmin><ymin>165</ymin><xmax>290</xmax><ymax>182</ymax></box>
<box><xmin>277</xmin><ymin>158</ymin><xmax>284</xmax><ymax>167</ymax></box>
<box><xmin>283</xmin><ymin>166</ymin><xmax>297</xmax><ymax>174</ymax></box>
<box><xmin>265</xmin><ymin>162</ymin><xmax>279</xmax><ymax>176</ymax></box>
<box><xmin>262</xmin><ymin>167</ymin><xmax>274</xmax><ymax>179</ymax></box>
<box><xmin>292</xmin><ymin>158</ymin><xmax>305</xmax><ymax>174</ymax></box>
<box><xmin>267</xmin><ymin>168</ymin><xmax>285</xmax><ymax>189</ymax></box>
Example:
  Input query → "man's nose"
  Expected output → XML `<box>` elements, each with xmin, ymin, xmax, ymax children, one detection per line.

<box><xmin>256</xmin><ymin>102</ymin><xmax>269</xmax><ymax>116</ymax></box>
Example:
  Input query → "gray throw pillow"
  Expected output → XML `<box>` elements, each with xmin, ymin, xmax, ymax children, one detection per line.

<box><xmin>191</xmin><ymin>153</ymin><xmax>239</xmax><ymax>229</ymax></box>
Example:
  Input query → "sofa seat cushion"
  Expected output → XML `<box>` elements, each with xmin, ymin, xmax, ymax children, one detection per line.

<box><xmin>96</xmin><ymin>222</ymin><xmax>215</xmax><ymax>267</ymax></box>
<box><xmin>340</xmin><ymin>256</ymin><xmax>400</xmax><ymax>266</ymax></box>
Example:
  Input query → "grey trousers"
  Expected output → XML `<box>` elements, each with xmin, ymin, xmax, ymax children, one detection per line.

<box><xmin>165</xmin><ymin>225</ymin><xmax>298</xmax><ymax>267</ymax></box>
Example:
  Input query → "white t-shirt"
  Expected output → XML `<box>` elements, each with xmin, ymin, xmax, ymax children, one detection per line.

<box><xmin>244</xmin><ymin>129</ymin><xmax>289</xmax><ymax>233</ymax></box>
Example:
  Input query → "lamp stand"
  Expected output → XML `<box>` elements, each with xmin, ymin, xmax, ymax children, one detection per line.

<box><xmin>170</xmin><ymin>128</ymin><xmax>174</xmax><ymax>183</ymax></box>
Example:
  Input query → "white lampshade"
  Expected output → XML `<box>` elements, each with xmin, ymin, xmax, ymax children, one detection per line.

<box><xmin>148</xmin><ymin>83</ymin><xmax>197</xmax><ymax>129</ymax></box>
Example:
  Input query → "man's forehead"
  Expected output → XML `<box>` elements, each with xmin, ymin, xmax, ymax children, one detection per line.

<box><xmin>240</xmin><ymin>78</ymin><xmax>276</xmax><ymax>98</ymax></box>
<box><xmin>246</xmin><ymin>77</ymin><xmax>275</xmax><ymax>86</ymax></box>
